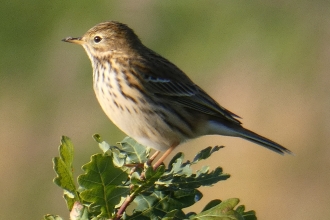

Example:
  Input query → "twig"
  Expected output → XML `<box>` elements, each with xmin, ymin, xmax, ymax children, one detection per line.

<box><xmin>114</xmin><ymin>193</ymin><xmax>135</xmax><ymax>220</ymax></box>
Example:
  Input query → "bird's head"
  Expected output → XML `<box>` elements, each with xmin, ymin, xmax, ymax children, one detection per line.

<box><xmin>62</xmin><ymin>21</ymin><xmax>142</xmax><ymax>58</ymax></box>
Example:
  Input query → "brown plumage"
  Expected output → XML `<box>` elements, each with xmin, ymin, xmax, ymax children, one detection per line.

<box><xmin>63</xmin><ymin>21</ymin><xmax>291</xmax><ymax>164</ymax></box>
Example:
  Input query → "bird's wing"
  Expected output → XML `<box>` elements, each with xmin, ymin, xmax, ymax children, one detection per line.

<box><xmin>145</xmin><ymin>76</ymin><xmax>241</xmax><ymax>124</ymax></box>
<box><xmin>131</xmin><ymin>56</ymin><xmax>241</xmax><ymax>124</ymax></box>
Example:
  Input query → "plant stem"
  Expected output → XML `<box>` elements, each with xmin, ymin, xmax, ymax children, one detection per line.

<box><xmin>115</xmin><ymin>193</ymin><xmax>135</xmax><ymax>220</ymax></box>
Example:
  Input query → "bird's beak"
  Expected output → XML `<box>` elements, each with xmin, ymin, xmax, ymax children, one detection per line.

<box><xmin>62</xmin><ymin>37</ymin><xmax>84</xmax><ymax>45</ymax></box>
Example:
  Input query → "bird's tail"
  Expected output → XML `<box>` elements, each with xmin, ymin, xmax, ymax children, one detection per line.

<box><xmin>235</xmin><ymin>127</ymin><xmax>292</xmax><ymax>155</ymax></box>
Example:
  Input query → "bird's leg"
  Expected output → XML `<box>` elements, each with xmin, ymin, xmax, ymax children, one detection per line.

<box><xmin>152</xmin><ymin>145</ymin><xmax>176</xmax><ymax>170</ymax></box>
<box><xmin>147</xmin><ymin>150</ymin><xmax>161</xmax><ymax>165</ymax></box>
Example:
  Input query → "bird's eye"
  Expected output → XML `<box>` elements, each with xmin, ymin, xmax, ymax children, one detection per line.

<box><xmin>93</xmin><ymin>36</ymin><xmax>102</xmax><ymax>43</ymax></box>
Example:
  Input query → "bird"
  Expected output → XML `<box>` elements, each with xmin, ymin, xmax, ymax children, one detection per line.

<box><xmin>63</xmin><ymin>21</ymin><xmax>291</xmax><ymax>167</ymax></box>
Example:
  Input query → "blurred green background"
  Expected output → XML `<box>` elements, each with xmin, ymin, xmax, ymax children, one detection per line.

<box><xmin>1</xmin><ymin>1</ymin><xmax>329</xmax><ymax>219</ymax></box>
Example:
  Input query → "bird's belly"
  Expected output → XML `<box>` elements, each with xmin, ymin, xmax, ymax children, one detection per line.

<box><xmin>94</xmin><ymin>84</ymin><xmax>181</xmax><ymax>151</ymax></box>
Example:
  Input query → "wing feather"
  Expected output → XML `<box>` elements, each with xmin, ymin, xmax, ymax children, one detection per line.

<box><xmin>130</xmin><ymin>51</ymin><xmax>242</xmax><ymax>124</ymax></box>
<box><xmin>144</xmin><ymin>77</ymin><xmax>241</xmax><ymax>125</ymax></box>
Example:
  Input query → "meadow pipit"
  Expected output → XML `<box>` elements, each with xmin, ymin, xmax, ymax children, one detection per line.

<box><xmin>63</xmin><ymin>21</ymin><xmax>291</xmax><ymax>166</ymax></box>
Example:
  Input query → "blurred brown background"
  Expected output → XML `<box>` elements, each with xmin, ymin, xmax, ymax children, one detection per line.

<box><xmin>1</xmin><ymin>1</ymin><xmax>329</xmax><ymax>219</ymax></box>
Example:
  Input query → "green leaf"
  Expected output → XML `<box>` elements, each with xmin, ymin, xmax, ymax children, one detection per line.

<box><xmin>160</xmin><ymin>189</ymin><xmax>203</xmax><ymax>210</ymax></box>
<box><xmin>162</xmin><ymin>209</ymin><xmax>188</xmax><ymax>220</ymax></box>
<box><xmin>48</xmin><ymin>136</ymin><xmax>256</xmax><ymax>220</ymax></box>
<box><xmin>191</xmin><ymin>166</ymin><xmax>230</xmax><ymax>187</ymax></box>
<box><xmin>162</xmin><ymin>146</ymin><xmax>228</xmax><ymax>190</ymax></box>
<box><xmin>241</xmin><ymin>211</ymin><xmax>257</xmax><ymax>220</ymax></box>
<box><xmin>130</xmin><ymin>192</ymin><xmax>171</xmax><ymax>219</ymax></box>
<box><xmin>92</xmin><ymin>134</ymin><xmax>102</xmax><ymax>143</ymax></box>
<box><xmin>78</xmin><ymin>154</ymin><xmax>129</xmax><ymax>218</ymax></box>
<box><xmin>131</xmin><ymin>165</ymin><xmax>165</xmax><ymax>196</ymax></box>
<box><xmin>235</xmin><ymin>205</ymin><xmax>245</xmax><ymax>214</ymax></box>
<box><xmin>167</xmin><ymin>152</ymin><xmax>193</xmax><ymax>176</ymax></box>
<box><xmin>124</xmin><ymin>212</ymin><xmax>151</xmax><ymax>220</ymax></box>
<box><xmin>160</xmin><ymin>167</ymin><xmax>230</xmax><ymax>189</ymax></box>
<box><xmin>93</xmin><ymin>134</ymin><xmax>111</xmax><ymax>154</ymax></box>
<box><xmin>63</xmin><ymin>193</ymin><xmax>76</xmax><ymax>211</ymax></box>
<box><xmin>117</xmin><ymin>137</ymin><xmax>150</xmax><ymax>164</ymax></box>
<box><xmin>145</xmin><ymin>165</ymin><xmax>165</xmax><ymax>180</ymax></box>
<box><xmin>131</xmin><ymin>189</ymin><xmax>201</xmax><ymax>219</ymax></box>
<box><xmin>134</xmin><ymin>193</ymin><xmax>159</xmax><ymax>212</ymax></box>
<box><xmin>99</xmin><ymin>141</ymin><xmax>111</xmax><ymax>154</ymax></box>
<box><xmin>235</xmin><ymin>205</ymin><xmax>257</xmax><ymax>220</ymax></box>
<box><xmin>43</xmin><ymin>214</ymin><xmax>63</xmax><ymax>220</ymax></box>
<box><xmin>111</xmin><ymin>147</ymin><xmax>128</xmax><ymax>168</ymax></box>
<box><xmin>193</xmin><ymin>146</ymin><xmax>223</xmax><ymax>164</ymax></box>
<box><xmin>191</xmin><ymin>198</ymin><xmax>242</xmax><ymax>220</ymax></box>
<box><xmin>53</xmin><ymin>136</ymin><xmax>79</xmax><ymax>209</ymax></box>
<box><xmin>202</xmin><ymin>200</ymin><xmax>222</xmax><ymax>212</ymax></box>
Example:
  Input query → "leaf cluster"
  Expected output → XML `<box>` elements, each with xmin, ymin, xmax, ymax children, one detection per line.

<box><xmin>45</xmin><ymin>135</ymin><xmax>256</xmax><ymax>220</ymax></box>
